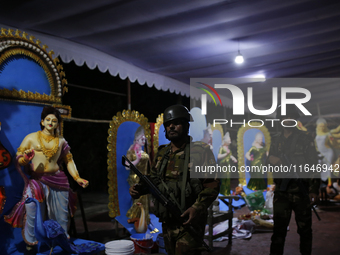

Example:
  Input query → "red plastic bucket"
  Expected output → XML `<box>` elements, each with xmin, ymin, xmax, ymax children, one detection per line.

<box><xmin>130</xmin><ymin>233</ymin><xmax>154</xmax><ymax>254</ymax></box>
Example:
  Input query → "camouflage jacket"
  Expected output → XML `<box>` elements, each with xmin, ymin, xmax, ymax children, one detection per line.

<box><xmin>268</xmin><ymin>128</ymin><xmax>320</xmax><ymax>194</ymax></box>
<box><xmin>149</xmin><ymin>136</ymin><xmax>220</xmax><ymax>221</ymax></box>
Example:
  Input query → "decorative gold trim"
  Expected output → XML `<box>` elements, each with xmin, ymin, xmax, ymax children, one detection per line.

<box><xmin>65</xmin><ymin>153</ymin><xmax>73</xmax><ymax>163</ymax></box>
<box><xmin>37</xmin><ymin>131</ymin><xmax>59</xmax><ymax>161</ymax></box>
<box><xmin>73</xmin><ymin>173</ymin><xmax>80</xmax><ymax>181</ymax></box>
<box><xmin>0</xmin><ymin>88</ymin><xmax>61</xmax><ymax>103</ymax></box>
<box><xmin>237</xmin><ymin>122</ymin><xmax>272</xmax><ymax>186</ymax></box>
<box><xmin>39</xmin><ymin>131</ymin><xmax>56</xmax><ymax>143</ymax></box>
<box><xmin>0</xmin><ymin>28</ymin><xmax>68</xmax><ymax>102</ymax></box>
<box><xmin>107</xmin><ymin>110</ymin><xmax>151</xmax><ymax>218</ymax></box>
<box><xmin>153</xmin><ymin>113</ymin><xmax>163</xmax><ymax>155</ymax></box>
<box><xmin>0</xmin><ymin>48</ymin><xmax>56</xmax><ymax>96</ymax></box>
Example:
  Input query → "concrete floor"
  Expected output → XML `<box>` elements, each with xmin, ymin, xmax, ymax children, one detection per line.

<box><xmin>72</xmin><ymin>191</ymin><xmax>340</xmax><ymax>255</ymax></box>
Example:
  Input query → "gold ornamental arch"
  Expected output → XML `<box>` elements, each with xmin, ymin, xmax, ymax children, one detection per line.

<box><xmin>0</xmin><ymin>28</ymin><xmax>71</xmax><ymax>131</ymax></box>
<box><xmin>237</xmin><ymin>122</ymin><xmax>273</xmax><ymax>186</ymax></box>
<box><xmin>107</xmin><ymin>110</ymin><xmax>151</xmax><ymax>218</ymax></box>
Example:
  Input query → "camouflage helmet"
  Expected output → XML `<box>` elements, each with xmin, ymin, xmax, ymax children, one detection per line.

<box><xmin>276</xmin><ymin>104</ymin><xmax>300</xmax><ymax>119</ymax></box>
<box><xmin>163</xmin><ymin>105</ymin><xmax>192</xmax><ymax>124</ymax></box>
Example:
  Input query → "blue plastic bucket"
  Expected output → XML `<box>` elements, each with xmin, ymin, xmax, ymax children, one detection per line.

<box><xmin>130</xmin><ymin>233</ymin><xmax>154</xmax><ymax>254</ymax></box>
<box><xmin>156</xmin><ymin>233</ymin><xmax>167</xmax><ymax>254</ymax></box>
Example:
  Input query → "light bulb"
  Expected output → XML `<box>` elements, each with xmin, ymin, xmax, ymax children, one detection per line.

<box><xmin>235</xmin><ymin>52</ymin><xmax>244</xmax><ymax>64</ymax></box>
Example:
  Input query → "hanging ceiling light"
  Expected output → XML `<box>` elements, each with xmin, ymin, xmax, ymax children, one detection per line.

<box><xmin>235</xmin><ymin>51</ymin><xmax>244</xmax><ymax>64</ymax></box>
<box><xmin>235</xmin><ymin>40</ymin><xmax>244</xmax><ymax>64</ymax></box>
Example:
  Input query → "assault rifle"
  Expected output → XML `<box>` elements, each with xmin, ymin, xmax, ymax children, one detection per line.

<box><xmin>280</xmin><ymin>153</ymin><xmax>321</xmax><ymax>221</ymax></box>
<box><xmin>122</xmin><ymin>155</ymin><xmax>212</xmax><ymax>252</ymax></box>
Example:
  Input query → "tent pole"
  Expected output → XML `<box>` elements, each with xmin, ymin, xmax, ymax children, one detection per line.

<box><xmin>127</xmin><ymin>78</ymin><xmax>131</xmax><ymax>110</ymax></box>
<box><xmin>317</xmin><ymin>103</ymin><xmax>321</xmax><ymax>117</ymax></box>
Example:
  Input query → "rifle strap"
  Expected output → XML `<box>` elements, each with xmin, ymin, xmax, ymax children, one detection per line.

<box><xmin>158</xmin><ymin>145</ymin><xmax>182</xmax><ymax>211</ymax></box>
<box><xmin>159</xmin><ymin>179</ymin><xmax>182</xmax><ymax>212</ymax></box>
<box><xmin>158</xmin><ymin>142</ymin><xmax>190</xmax><ymax>213</ymax></box>
<box><xmin>180</xmin><ymin>143</ymin><xmax>190</xmax><ymax>211</ymax></box>
<box><xmin>159</xmin><ymin>145</ymin><xmax>171</xmax><ymax>177</ymax></box>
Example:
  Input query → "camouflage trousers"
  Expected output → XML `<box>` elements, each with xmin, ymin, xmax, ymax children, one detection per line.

<box><xmin>270</xmin><ymin>191</ymin><xmax>312</xmax><ymax>255</ymax></box>
<box><xmin>162</xmin><ymin>217</ymin><xmax>206</xmax><ymax>255</ymax></box>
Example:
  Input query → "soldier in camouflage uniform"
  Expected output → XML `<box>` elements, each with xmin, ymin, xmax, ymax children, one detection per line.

<box><xmin>267</xmin><ymin>105</ymin><xmax>320</xmax><ymax>255</ymax></box>
<box><xmin>129</xmin><ymin>105</ymin><xmax>220</xmax><ymax>255</ymax></box>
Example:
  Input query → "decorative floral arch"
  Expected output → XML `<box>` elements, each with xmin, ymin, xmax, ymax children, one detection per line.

<box><xmin>107</xmin><ymin>110</ymin><xmax>151</xmax><ymax>218</ymax></box>
<box><xmin>237</xmin><ymin>122</ymin><xmax>272</xmax><ymax>186</ymax></box>
<box><xmin>0</xmin><ymin>28</ymin><xmax>67</xmax><ymax>103</ymax></box>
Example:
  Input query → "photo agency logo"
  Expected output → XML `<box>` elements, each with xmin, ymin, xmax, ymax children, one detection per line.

<box><xmin>189</xmin><ymin>78</ymin><xmax>314</xmax><ymax>179</ymax></box>
<box><xmin>193</xmin><ymin>79</ymin><xmax>312</xmax><ymax>128</ymax></box>
<box><xmin>196</xmin><ymin>82</ymin><xmax>223</xmax><ymax>111</ymax></box>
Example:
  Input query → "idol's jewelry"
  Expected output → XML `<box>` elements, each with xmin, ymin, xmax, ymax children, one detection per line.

<box><xmin>65</xmin><ymin>153</ymin><xmax>73</xmax><ymax>163</ymax></box>
<box><xmin>39</xmin><ymin>131</ymin><xmax>56</xmax><ymax>143</ymax></box>
<box><xmin>19</xmin><ymin>156</ymin><xmax>29</xmax><ymax>166</ymax></box>
<box><xmin>37</xmin><ymin>131</ymin><xmax>59</xmax><ymax>161</ymax></box>
<box><xmin>17</xmin><ymin>147</ymin><xmax>25</xmax><ymax>154</ymax></box>
<box><xmin>73</xmin><ymin>173</ymin><xmax>80</xmax><ymax>181</ymax></box>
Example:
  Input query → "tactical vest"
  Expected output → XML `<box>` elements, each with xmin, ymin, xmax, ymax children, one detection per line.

<box><xmin>152</xmin><ymin>142</ymin><xmax>205</xmax><ymax>221</ymax></box>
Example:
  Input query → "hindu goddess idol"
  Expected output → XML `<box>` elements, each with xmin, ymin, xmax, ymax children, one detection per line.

<box><xmin>5</xmin><ymin>106</ymin><xmax>88</xmax><ymax>250</ymax></box>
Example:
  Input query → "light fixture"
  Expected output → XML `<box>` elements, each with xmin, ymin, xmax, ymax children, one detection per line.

<box><xmin>235</xmin><ymin>51</ymin><xmax>244</xmax><ymax>64</ymax></box>
<box><xmin>235</xmin><ymin>40</ymin><xmax>244</xmax><ymax>64</ymax></box>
